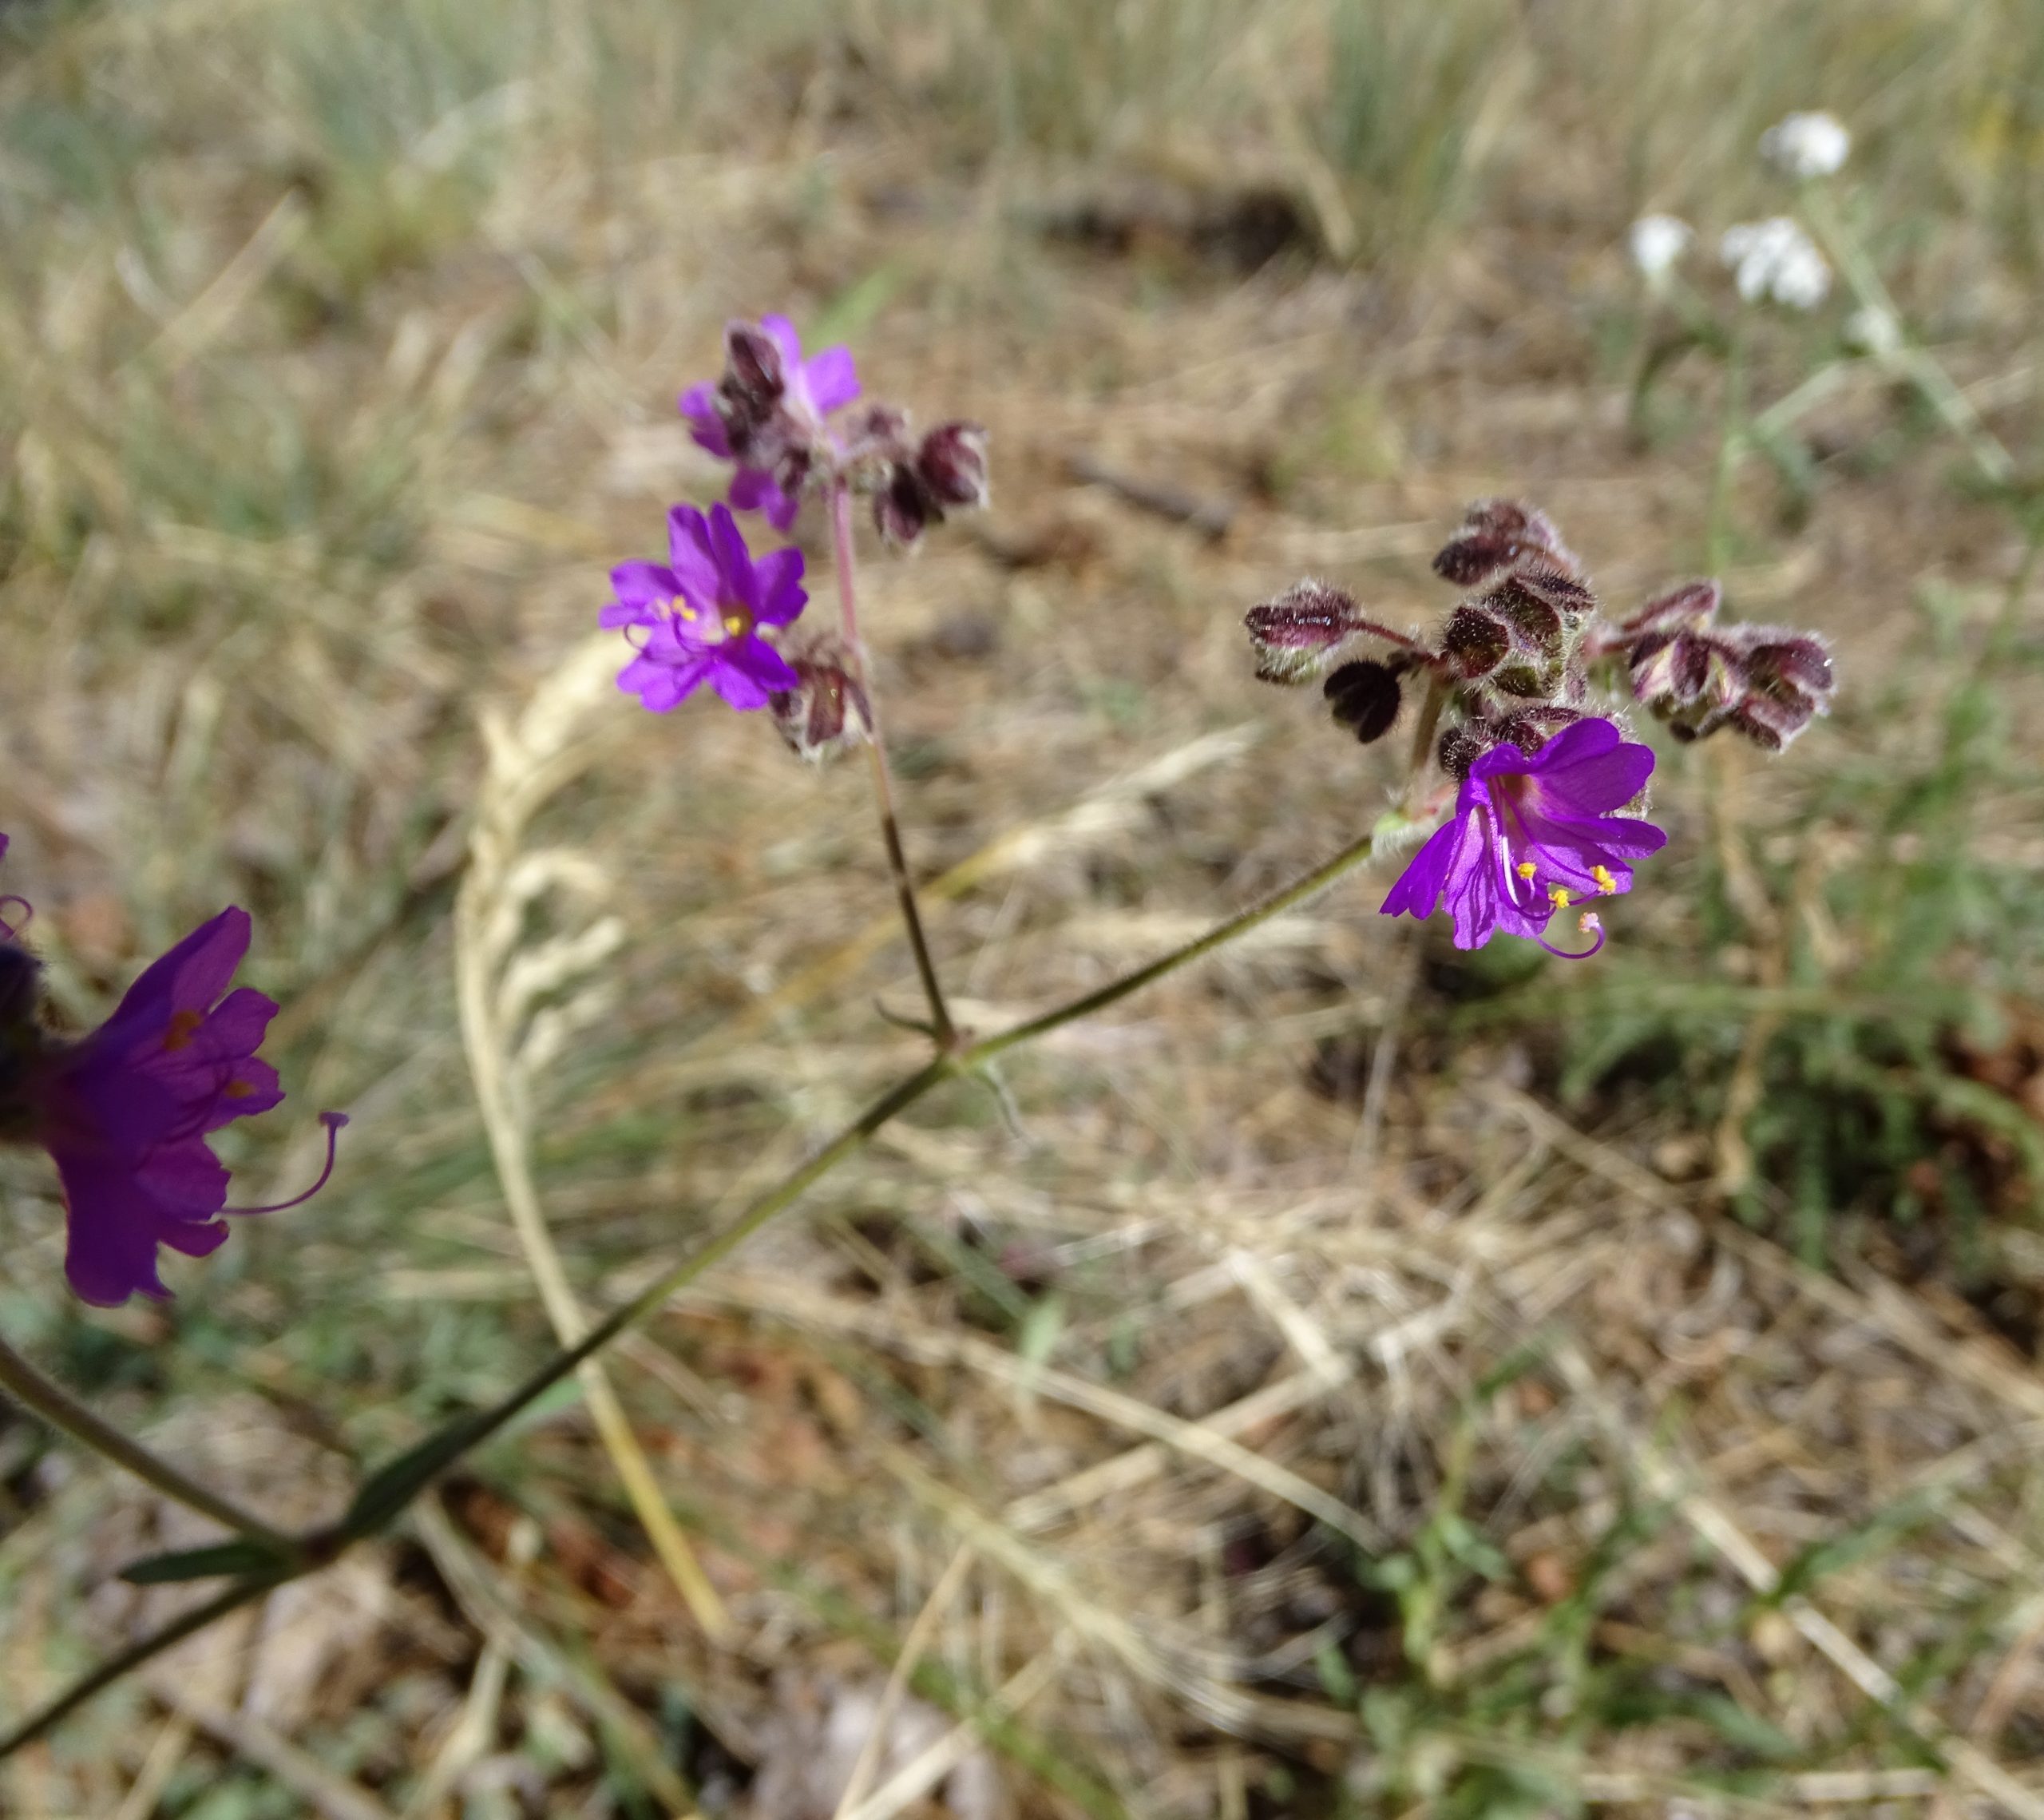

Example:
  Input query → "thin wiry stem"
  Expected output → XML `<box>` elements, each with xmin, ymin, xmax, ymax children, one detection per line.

<box><xmin>830</xmin><ymin>482</ymin><xmax>957</xmax><ymax>1048</ymax></box>
<box><xmin>0</xmin><ymin>1334</ymin><xmax>298</xmax><ymax>1554</ymax></box>
<box><xmin>10</xmin><ymin>818</ymin><xmax>1387</xmax><ymax>1753</ymax></box>
<box><xmin>0</xmin><ymin>1571</ymin><xmax>286</xmax><ymax>1759</ymax></box>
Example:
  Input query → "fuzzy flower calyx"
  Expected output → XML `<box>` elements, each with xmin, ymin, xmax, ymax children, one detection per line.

<box><xmin>1380</xmin><ymin>719</ymin><xmax>1666</xmax><ymax>958</ymax></box>
<box><xmin>604</xmin><ymin>503</ymin><xmax>808</xmax><ymax>712</ymax></box>
<box><xmin>768</xmin><ymin>636</ymin><xmax>874</xmax><ymax>763</ymax></box>
<box><xmin>680</xmin><ymin>315</ymin><xmax>862</xmax><ymax>531</ymax></box>
<box><xmin>1596</xmin><ymin>580</ymin><xmax>1836</xmax><ymax>750</ymax></box>
<box><xmin>1761</xmin><ymin>111</ymin><xmax>1851</xmax><ymax>180</ymax></box>
<box><xmin>0</xmin><ymin>842</ymin><xmax>345</xmax><ymax>1306</ymax></box>
<box><xmin>682</xmin><ymin>312</ymin><xmax>992</xmax><ymax>552</ymax></box>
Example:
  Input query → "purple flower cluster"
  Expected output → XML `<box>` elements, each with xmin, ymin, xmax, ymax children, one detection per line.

<box><xmin>1243</xmin><ymin>498</ymin><xmax>1836</xmax><ymax>955</ymax></box>
<box><xmin>681</xmin><ymin>315</ymin><xmax>988</xmax><ymax>548</ymax></box>
<box><xmin>679</xmin><ymin>315</ymin><xmax>862</xmax><ymax>532</ymax></box>
<box><xmin>0</xmin><ymin>838</ymin><xmax>343</xmax><ymax>1306</ymax></box>
<box><xmin>606</xmin><ymin>312</ymin><xmax>992</xmax><ymax>729</ymax></box>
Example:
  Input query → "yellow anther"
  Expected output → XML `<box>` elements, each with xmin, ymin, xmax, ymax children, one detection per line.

<box><xmin>722</xmin><ymin>609</ymin><xmax>751</xmax><ymax>639</ymax></box>
<box><xmin>1591</xmin><ymin>865</ymin><xmax>1617</xmax><ymax>896</ymax></box>
<box><xmin>1515</xmin><ymin>861</ymin><xmax>1539</xmax><ymax>879</ymax></box>
<box><xmin>163</xmin><ymin>1009</ymin><xmax>204</xmax><ymax>1053</ymax></box>
<box><xmin>676</xmin><ymin>603</ymin><xmax>699</xmax><ymax>622</ymax></box>
<box><xmin>1547</xmin><ymin>885</ymin><xmax>1572</xmax><ymax>909</ymax></box>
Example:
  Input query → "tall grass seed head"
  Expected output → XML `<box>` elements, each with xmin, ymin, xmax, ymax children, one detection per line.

<box><xmin>603</xmin><ymin>502</ymin><xmax>808</xmax><ymax>712</ymax></box>
<box><xmin>1721</xmin><ymin>217</ymin><xmax>1831</xmax><ymax>310</ymax></box>
<box><xmin>1761</xmin><ymin>111</ymin><xmax>1851</xmax><ymax>180</ymax></box>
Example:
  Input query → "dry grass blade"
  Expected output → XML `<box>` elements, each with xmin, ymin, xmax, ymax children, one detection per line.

<box><xmin>455</xmin><ymin>634</ymin><xmax>730</xmax><ymax>1643</ymax></box>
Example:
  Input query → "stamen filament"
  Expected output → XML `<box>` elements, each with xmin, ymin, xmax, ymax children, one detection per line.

<box><xmin>224</xmin><ymin>1112</ymin><xmax>349</xmax><ymax>1215</ymax></box>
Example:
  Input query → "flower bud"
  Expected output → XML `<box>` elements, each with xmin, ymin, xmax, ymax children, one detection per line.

<box><xmin>768</xmin><ymin>643</ymin><xmax>873</xmax><ymax>763</ymax></box>
<box><xmin>873</xmin><ymin>468</ymin><xmax>933</xmax><ymax>548</ymax></box>
<box><xmin>1432</xmin><ymin>499</ymin><xmax>1583</xmax><ymax>588</ymax></box>
<box><xmin>723</xmin><ymin>319</ymin><xmax>787</xmax><ymax>413</ymax></box>
<box><xmin>1442</xmin><ymin>603</ymin><xmax>1511</xmax><ymax>680</ymax></box>
<box><xmin>916</xmin><ymin>422</ymin><xmax>990</xmax><ymax>510</ymax></box>
<box><xmin>1617</xmin><ymin>579</ymin><xmax>1721</xmax><ymax>639</ymax></box>
<box><xmin>1245</xmin><ymin>579</ymin><xmax>1366</xmax><ymax>683</ymax></box>
<box><xmin>1323</xmin><ymin>660</ymin><xmax>1402</xmax><ymax>743</ymax></box>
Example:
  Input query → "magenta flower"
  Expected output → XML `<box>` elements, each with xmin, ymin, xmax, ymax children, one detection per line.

<box><xmin>680</xmin><ymin>315</ymin><xmax>861</xmax><ymax>530</ymax></box>
<box><xmin>17</xmin><ymin>903</ymin><xmax>344</xmax><ymax>1307</ymax></box>
<box><xmin>603</xmin><ymin>502</ymin><xmax>808</xmax><ymax>712</ymax></box>
<box><xmin>1380</xmin><ymin>718</ymin><xmax>1666</xmax><ymax>958</ymax></box>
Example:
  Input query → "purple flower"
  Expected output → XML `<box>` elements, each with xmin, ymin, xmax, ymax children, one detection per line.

<box><xmin>604</xmin><ymin>502</ymin><xmax>808</xmax><ymax>712</ymax></box>
<box><xmin>1380</xmin><ymin>718</ymin><xmax>1666</xmax><ymax>958</ymax></box>
<box><xmin>680</xmin><ymin>315</ymin><xmax>862</xmax><ymax>530</ymax></box>
<box><xmin>22</xmin><ymin>904</ymin><xmax>345</xmax><ymax>1306</ymax></box>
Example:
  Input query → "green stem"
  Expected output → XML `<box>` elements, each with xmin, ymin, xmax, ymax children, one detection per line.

<box><xmin>0</xmin><ymin>1334</ymin><xmax>298</xmax><ymax>1554</ymax></box>
<box><xmin>0</xmin><ymin>1570</ymin><xmax>286</xmax><ymax>1758</ymax></box>
<box><xmin>1706</xmin><ymin>310</ymin><xmax>1748</xmax><ymax>576</ymax></box>
<box><xmin>968</xmin><ymin>827</ymin><xmax>1380</xmax><ymax>1065</ymax></box>
<box><xmin>830</xmin><ymin>482</ymin><xmax>957</xmax><ymax>1049</ymax></box>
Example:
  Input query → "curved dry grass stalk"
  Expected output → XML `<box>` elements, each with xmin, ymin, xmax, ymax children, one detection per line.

<box><xmin>454</xmin><ymin>634</ymin><xmax>730</xmax><ymax>1643</ymax></box>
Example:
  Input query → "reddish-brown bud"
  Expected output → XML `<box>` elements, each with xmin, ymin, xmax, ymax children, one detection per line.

<box><xmin>917</xmin><ymin>422</ymin><xmax>990</xmax><ymax>510</ymax></box>
<box><xmin>723</xmin><ymin>320</ymin><xmax>786</xmax><ymax>411</ymax></box>
<box><xmin>1246</xmin><ymin>579</ymin><xmax>1366</xmax><ymax>683</ymax></box>
<box><xmin>1323</xmin><ymin>660</ymin><xmax>1402</xmax><ymax>743</ymax></box>
<box><xmin>1442</xmin><ymin>603</ymin><xmax>1511</xmax><ymax>680</ymax></box>
<box><xmin>768</xmin><ymin>643</ymin><xmax>873</xmax><ymax>763</ymax></box>
<box><xmin>1618</xmin><ymin>579</ymin><xmax>1721</xmax><ymax>639</ymax></box>
<box><xmin>873</xmin><ymin>469</ymin><xmax>933</xmax><ymax>548</ymax></box>
<box><xmin>1432</xmin><ymin>499</ymin><xmax>1583</xmax><ymax>588</ymax></box>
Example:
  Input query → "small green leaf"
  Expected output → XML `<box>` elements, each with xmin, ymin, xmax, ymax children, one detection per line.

<box><xmin>340</xmin><ymin>1411</ymin><xmax>491</xmax><ymax>1539</ymax></box>
<box><xmin>120</xmin><ymin>1540</ymin><xmax>292</xmax><ymax>1585</ymax></box>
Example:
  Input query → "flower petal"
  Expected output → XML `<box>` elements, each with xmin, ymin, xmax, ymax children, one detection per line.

<box><xmin>724</xmin><ymin>636</ymin><xmax>799</xmax><ymax>698</ymax></box>
<box><xmin>618</xmin><ymin>650</ymin><xmax>715</xmax><ymax>712</ymax></box>
<box><xmin>92</xmin><ymin>910</ymin><xmax>253</xmax><ymax>1059</ymax></box>
<box><xmin>707</xmin><ymin>503</ymin><xmax>761</xmax><ymax>613</ymax></box>
<box><xmin>751</xmin><ymin>547</ymin><xmax>808</xmax><ymax>626</ymax></box>
<box><xmin>1380</xmin><ymin>815</ymin><xmax>1468</xmax><ymax>922</ymax></box>
<box><xmin>802</xmin><ymin>344</ymin><xmax>861</xmax><ymax>415</ymax></box>
<box><xmin>664</xmin><ymin>506</ymin><xmax>723</xmax><ymax>607</ymax></box>
<box><xmin>54</xmin><ymin>1148</ymin><xmax>223</xmax><ymax>1306</ymax></box>
<box><xmin>678</xmin><ymin>383</ymin><xmax>731</xmax><ymax>458</ymax></box>
<box><xmin>759</xmin><ymin>315</ymin><xmax>803</xmax><ymax>368</ymax></box>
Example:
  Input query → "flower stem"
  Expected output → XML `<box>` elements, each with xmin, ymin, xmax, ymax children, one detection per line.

<box><xmin>0</xmin><ymin>1334</ymin><xmax>299</xmax><ymax>1554</ymax></box>
<box><xmin>13</xmin><ymin>818</ymin><xmax>1387</xmax><ymax>1751</ymax></box>
<box><xmin>967</xmin><ymin>827</ymin><xmax>1379</xmax><ymax>1064</ymax></box>
<box><xmin>829</xmin><ymin>482</ymin><xmax>957</xmax><ymax>1049</ymax></box>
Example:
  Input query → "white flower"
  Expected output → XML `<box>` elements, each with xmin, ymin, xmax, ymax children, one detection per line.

<box><xmin>1761</xmin><ymin>112</ymin><xmax>1851</xmax><ymax>180</ymax></box>
<box><xmin>1843</xmin><ymin>303</ymin><xmax>1902</xmax><ymax>358</ymax></box>
<box><xmin>1629</xmin><ymin>214</ymin><xmax>1693</xmax><ymax>283</ymax></box>
<box><xmin>1720</xmin><ymin>217</ymin><xmax>1832</xmax><ymax>310</ymax></box>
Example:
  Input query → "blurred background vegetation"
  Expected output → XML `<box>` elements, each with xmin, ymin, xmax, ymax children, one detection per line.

<box><xmin>1</xmin><ymin>0</ymin><xmax>2042</xmax><ymax>1814</ymax></box>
